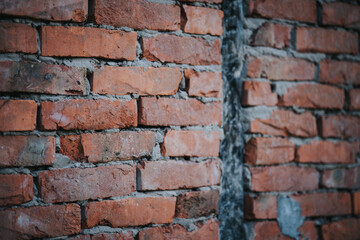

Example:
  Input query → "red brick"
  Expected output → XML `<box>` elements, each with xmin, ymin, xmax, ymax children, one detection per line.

<box><xmin>249</xmin><ymin>110</ymin><xmax>317</xmax><ymax>137</ymax></box>
<box><xmin>292</xmin><ymin>192</ymin><xmax>351</xmax><ymax>217</ymax></box>
<box><xmin>138</xmin><ymin>219</ymin><xmax>219</xmax><ymax>240</ymax></box>
<box><xmin>70</xmin><ymin>233</ymin><xmax>133</xmax><ymax>240</ymax></box>
<box><xmin>181</xmin><ymin>5</ymin><xmax>223</xmax><ymax>36</ymax></box>
<box><xmin>162</xmin><ymin>130</ymin><xmax>220</xmax><ymax>157</ymax></box>
<box><xmin>279</xmin><ymin>83</ymin><xmax>344</xmax><ymax>109</ymax></box>
<box><xmin>247</xmin><ymin>56</ymin><xmax>315</xmax><ymax>81</ymax></box>
<box><xmin>0</xmin><ymin>0</ymin><xmax>87</xmax><ymax>22</ymax></box>
<box><xmin>244</xmin><ymin>194</ymin><xmax>277</xmax><ymax>219</ymax></box>
<box><xmin>184</xmin><ymin>70</ymin><xmax>222</xmax><ymax>98</ymax></box>
<box><xmin>322</xmin><ymin>167</ymin><xmax>360</xmax><ymax>189</ymax></box>
<box><xmin>139</xmin><ymin>97</ymin><xmax>221</xmax><ymax>126</ymax></box>
<box><xmin>354</xmin><ymin>192</ymin><xmax>360</xmax><ymax>215</ymax></box>
<box><xmin>249</xmin><ymin>166</ymin><xmax>318</xmax><ymax>192</ymax></box>
<box><xmin>252</xmin><ymin>23</ymin><xmax>291</xmax><ymax>49</ymax></box>
<box><xmin>40</xmin><ymin>99</ymin><xmax>137</xmax><ymax>130</ymax></box>
<box><xmin>41</xmin><ymin>26</ymin><xmax>137</xmax><ymax>60</ymax></box>
<box><xmin>0</xmin><ymin>61</ymin><xmax>87</xmax><ymax>95</ymax></box>
<box><xmin>0</xmin><ymin>23</ymin><xmax>37</xmax><ymax>53</ymax></box>
<box><xmin>176</xmin><ymin>190</ymin><xmax>219</xmax><ymax>218</ymax></box>
<box><xmin>323</xmin><ymin>2</ymin><xmax>360</xmax><ymax>29</ymax></box>
<box><xmin>242</xmin><ymin>81</ymin><xmax>277</xmax><ymax>106</ymax></box>
<box><xmin>320</xmin><ymin>115</ymin><xmax>360</xmax><ymax>138</ymax></box>
<box><xmin>350</xmin><ymin>89</ymin><xmax>360</xmax><ymax>110</ymax></box>
<box><xmin>142</xmin><ymin>35</ymin><xmax>221</xmax><ymax>65</ymax></box>
<box><xmin>0</xmin><ymin>204</ymin><xmax>81</xmax><ymax>238</ymax></box>
<box><xmin>248</xmin><ymin>0</ymin><xmax>316</xmax><ymax>23</ymax></box>
<box><xmin>244</xmin><ymin>137</ymin><xmax>295</xmax><ymax>165</ymax></box>
<box><xmin>299</xmin><ymin>222</ymin><xmax>318</xmax><ymax>240</ymax></box>
<box><xmin>0</xmin><ymin>135</ymin><xmax>55</xmax><ymax>167</ymax></box>
<box><xmin>297</xmin><ymin>141</ymin><xmax>358</xmax><ymax>164</ymax></box>
<box><xmin>38</xmin><ymin>165</ymin><xmax>135</xmax><ymax>203</ymax></box>
<box><xmin>320</xmin><ymin>60</ymin><xmax>360</xmax><ymax>85</ymax></box>
<box><xmin>0</xmin><ymin>100</ymin><xmax>37</xmax><ymax>131</ymax></box>
<box><xmin>179</xmin><ymin>0</ymin><xmax>222</xmax><ymax>3</ymax></box>
<box><xmin>93</xmin><ymin>66</ymin><xmax>181</xmax><ymax>96</ymax></box>
<box><xmin>322</xmin><ymin>219</ymin><xmax>360</xmax><ymax>240</ymax></box>
<box><xmin>94</xmin><ymin>0</ymin><xmax>180</xmax><ymax>31</ymax></box>
<box><xmin>137</xmin><ymin>159</ymin><xmax>221</xmax><ymax>190</ymax></box>
<box><xmin>0</xmin><ymin>174</ymin><xmax>33</xmax><ymax>206</ymax></box>
<box><xmin>297</xmin><ymin>27</ymin><xmax>358</xmax><ymax>54</ymax></box>
<box><xmin>85</xmin><ymin>197</ymin><xmax>176</xmax><ymax>228</ymax></box>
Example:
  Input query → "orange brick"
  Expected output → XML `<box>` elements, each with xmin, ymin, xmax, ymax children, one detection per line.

<box><xmin>0</xmin><ymin>23</ymin><xmax>37</xmax><ymax>53</ymax></box>
<box><xmin>0</xmin><ymin>174</ymin><xmax>33</xmax><ymax>206</ymax></box>
<box><xmin>0</xmin><ymin>100</ymin><xmax>37</xmax><ymax>131</ymax></box>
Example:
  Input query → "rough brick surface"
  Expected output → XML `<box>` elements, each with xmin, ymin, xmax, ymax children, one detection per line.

<box><xmin>249</xmin><ymin>166</ymin><xmax>319</xmax><ymax>192</ymax></box>
<box><xmin>0</xmin><ymin>100</ymin><xmax>37</xmax><ymax>131</ymax></box>
<box><xmin>137</xmin><ymin>159</ymin><xmax>221</xmax><ymax>190</ymax></box>
<box><xmin>94</xmin><ymin>0</ymin><xmax>180</xmax><ymax>31</ymax></box>
<box><xmin>41</xmin><ymin>26</ymin><xmax>137</xmax><ymax>60</ymax></box>
<box><xmin>322</xmin><ymin>219</ymin><xmax>360</xmax><ymax>240</ymax></box>
<box><xmin>242</xmin><ymin>81</ymin><xmax>277</xmax><ymax>106</ymax></box>
<box><xmin>142</xmin><ymin>35</ymin><xmax>221</xmax><ymax>65</ymax></box>
<box><xmin>139</xmin><ymin>97</ymin><xmax>221</xmax><ymax>126</ymax></box>
<box><xmin>320</xmin><ymin>115</ymin><xmax>360</xmax><ymax>138</ymax></box>
<box><xmin>179</xmin><ymin>0</ymin><xmax>221</xmax><ymax>3</ymax></box>
<box><xmin>297</xmin><ymin>27</ymin><xmax>358</xmax><ymax>54</ymax></box>
<box><xmin>0</xmin><ymin>61</ymin><xmax>87</xmax><ymax>95</ymax></box>
<box><xmin>0</xmin><ymin>0</ymin><xmax>88</xmax><ymax>22</ymax></box>
<box><xmin>38</xmin><ymin>165</ymin><xmax>136</xmax><ymax>203</ymax></box>
<box><xmin>252</xmin><ymin>22</ymin><xmax>291</xmax><ymax>49</ymax></box>
<box><xmin>0</xmin><ymin>174</ymin><xmax>33</xmax><ymax>206</ymax></box>
<box><xmin>184</xmin><ymin>70</ymin><xmax>222</xmax><ymax>98</ymax></box>
<box><xmin>296</xmin><ymin>141</ymin><xmax>358</xmax><ymax>164</ymax></box>
<box><xmin>0</xmin><ymin>204</ymin><xmax>81</xmax><ymax>238</ymax></box>
<box><xmin>93</xmin><ymin>66</ymin><xmax>181</xmax><ymax>96</ymax></box>
<box><xmin>161</xmin><ymin>130</ymin><xmax>220</xmax><ymax>157</ymax></box>
<box><xmin>244</xmin><ymin>137</ymin><xmax>295</xmax><ymax>165</ymax></box>
<box><xmin>249</xmin><ymin>110</ymin><xmax>317</xmax><ymax>137</ymax></box>
<box><xmin>85</xmin><ymin>197</ymin><xmax>176</xmax><ymax>228</ymax></box>
<box><xmin>181</xmin><ymin>5</ymin><xmax>223</xmax><ymax>36</ymax></box>
<box><xmin>350</xmin><ymin>89</ymin><xmax>360</xmax><ymax>110</ymax></box>
<box><xmin>322</xmin><ymin>167</ymin><xmax>360</xmax><ymax>189</ymax></box>
<box><xmin>247</xmin><ymin>56</ymin><xmax>315</xmax><ymax>81</ymax></box>
<box><xmin>320</xmin><ymin>60</ymin><xmax>360</xmax><ymax>85</ymax></box>
<box><xmin>244</xmin><ymin>194</ymin><xmax>277</xmax><ymax>219</ymax></box>
<box><xmin>40</xmin><ymin>99</ymin><xmax>137</xmax><ymax>130</ymax></box>
<box><xmin>0</xmin><ymin>23</ymin><xmax>37</xmax><ymax>53</ymax></box>
<box><xmin>323</xmin><ymin>2</ymin><xmax>360</xmax><ymax>29</ymax></box>
<box><xmin>70</xmin><ymin>233</ymin><xmax>133</xmax><ymax>240</ymax></box>
<box><xmin>354</xmin><ymin>192</ymin><xmax>360</xmax><ymax>215</ymax></box>
<box><xmin>0</xmin><ymin>135</ymin><xmax>55</xmax><ymax>167</ymax></box>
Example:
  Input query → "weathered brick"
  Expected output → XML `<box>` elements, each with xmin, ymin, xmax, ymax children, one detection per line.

<box><xmin>320</xmin><ymin>60</ymin><xmax>360</xmax><ymax>85</ymax></box>
<box><xmin>38</xmin><ymin>165</ymin><xmax>136</xmax><ymax>203</ymax></box>
<box><xmin>179</xmin><ymin>0</ymin><xmax>222</xmax><ymax>3</ymax></box>
<box><xmin>249</xmin><ymin>166</ymin><xmax>319</xmax><ymax>192</ymax></box>
<box><xmin>142</xmin><ymin>35</ymin><xmax>221</xmax><ymax>65</ymax></box>
<box><xmin>93</xmin><ymin>66</ymin><xmax>181</xmax><ymax>96</ymax></box>
<box><xmin>242</xmin><ymin>81</ymin><xmax>278</xmax><ymax>106</ymax></box>
<box><xmin>0</xmin><ymin>174</ymin><xmax>33</xmax><ymax>206</ymax></box>
<box><xmin>184</xmin><ymin>70</ymin><xmax>222</xmax><ymax>98</ymax></box>
<box><xmin>0</xmin><ymin>100</ymin><xmax>37</xmax><ymax>131</ymax></box>
<box><xmin>244</xmin><ymin>194</ymin><xmax>277</xmax><ymax>219</ymax></box>
<box><xmin>41</xmin><ymin>26</ymin><xmax>137</xmax><ymax>60</ymax></box>
<box><xmin>354</xmin><ymin>192</ymin><xmax>360</xmax><ymax>215</ymax></box>
<box><xmin>297</xmin><ymin>27</ymin><xmax>358</xmax><ymax>54</ymax></box>
<box><xmin>94</xmin><ymin>0</ymin><xmax>180</xmax><ymax>31</ymax></box>
<box><xmin>297</xmin><ymin>141</ymin><xmax>358</xmax><ymax>164</ymax></box>
<box><xmin>0</xmin><ymin>23</ymin><xmax>37</xmax><ymax>53</ymax></box>
<box><xmin>247</xmin><ymin>56</ymin><xmax>315</xmax><ymax>81</ymax></box>
<box><xmin>138</xmin><ymin>219</ymin><xmax>219</xmax><ymax>240</ymax></box>
<box><xmin>249</xmin><ymin>110</ymin><xmax>317</xmax><ymax>137</ymax></box>
<box><xmin>162</xmin><ymin>130</ymin><xmax>220</xmax><ymax>157</ymax></box>
<box><xmin>0</xmin><ymin>204</ymin><xmax>81</xmax><ymax>238</ymax></box>
<box><xmin>0</xmin><ymin>61</ymin><xmax>86</xmax><ymax>95</ymax></box>
<box><xmin>252</xmin><ymin>22</ymin><xmax>291</xmax><ymax>49</ymax></box>
<box><xmin>0</xmin><ymin>0</ymin><xmax>88</xmax><ymax>22</ymax></box>
<box><xmin>291</xmin><ymin>192</ymin><xmax>351</xmax><ymax>217</ymax></box>
<box><xmin>320</xmin><ymin>115</ymin><xmax>360</xmax><ymax>138</ymax></box>
<box><xmin>322</xmin><ymin>167</ymin><xmax>360</xmax><ymax>189</ymax></box>
<box><xmin>137</xmin><ymin>159</ymin><xmax>221</xmax><ymax>190</ymax></box>
<box><xmin>139</xmin><ymin>97</ymin><xmax>221</xmax><ymax>126</ymax></box>
<box><xmin>0</xmin><ymin>135</ymin><xmax>55</xmax><ymax>167</ymax></box>
<box><xmin>248</xmin><ymin>0</ymin><xmax>316</xmax><ymax>23</ymax></box>
<box><xmin>279</xmin><ymin>83</ymin><xmax>344</xmax><ymax>109</ymax></box>
<box><xmin>181</xmin><ymin>5</ymin><xmax>223</xmax><ymax>35</ymax></box>
<box><xmin>70</xmin><ymin>233</ymin><xmax>133</xmax><ymax>240</ymax></box>
<box><xmin>322</xmin><ymin>219</ymin><xmax>360</xmax><ymax>240</ymax></box>
<box><xmin>85</xmin><ymin>197</ymin><xmax>176</xmax><ymax>228</ymax></box>
<box><xmin>244</xmin><ymin>137</ymin><xmax>295</xmax><ymax>165</ymax></box>
<box><xmin>40</xmin><ymin>99</ymin><xmax>137</xmax><ymax>130</ymax></box>
<box><xmin>350</xmin><ymin>89</ymin><xmax>360</xmax><ymax>110</ymax></box>
<box><xmin>323</xmin><ymin>2</ymin><xmax>360</xmax><ymax>29</ymax></box>
<box><xmin>176</xmin><ymin>190</ymin><xmax>219</xmax><ymax>218</ymax></box>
